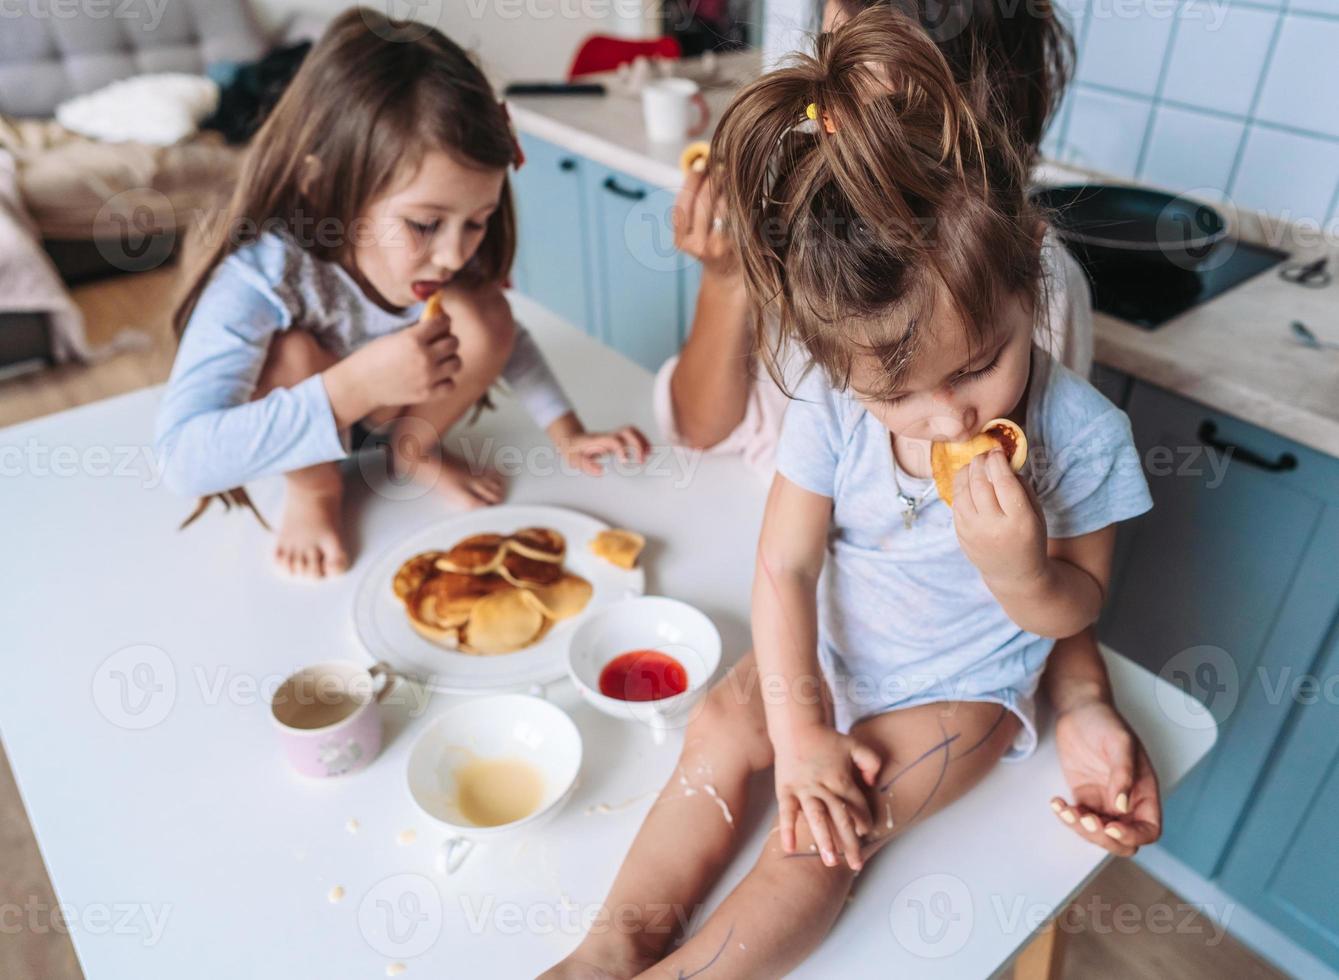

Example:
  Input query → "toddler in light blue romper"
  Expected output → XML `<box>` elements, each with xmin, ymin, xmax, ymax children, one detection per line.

<box><xmin>774</xmin><ymin>346</ymin><xmax>1153</xmax><ymax>759</ymax></box>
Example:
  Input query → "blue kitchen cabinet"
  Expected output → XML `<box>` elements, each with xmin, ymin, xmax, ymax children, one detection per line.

<box><xmin>511</xmin><ymin>137</ymin><xmax>700</xmax><ymax>370</ymax></box>
<box><xmin>585</xmin><ymin>162</ymin><xmax>689</xmax><ymax>370</ymax></box>
<box><xmin>1098</xmin><ymin>381</ymin><xmax>1339</xmax><ymax>879</ymax></box>
<box><xmin>1218</xmin><ymin>613</ymin><xmax>1339</xmax><ymax>967</ymax></box>
<box><xmin>510</xmin><ymin>134</ymin><xmax>596</xmax><ymax>334</ymax></box>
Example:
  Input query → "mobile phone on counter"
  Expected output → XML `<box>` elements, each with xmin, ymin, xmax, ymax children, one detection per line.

<box><xmin>504</xmin><ymin>82</ymin><xmax>607</xmax><ymax>97</ymax></box>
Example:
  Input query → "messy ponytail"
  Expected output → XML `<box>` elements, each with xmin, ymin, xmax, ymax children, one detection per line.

<box><xmin>714</xmin><ymin>7</ymin><xmax>1045</xmax><ymax>399</ymax></box>
<box><xmin>824</xmin><ymin>0</ymin><xmax>1076</xmax><ymax>169</ymax></box>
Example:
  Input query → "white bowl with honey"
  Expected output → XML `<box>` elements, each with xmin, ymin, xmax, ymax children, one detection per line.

<box><xmin>406</xmin><ymin>694</ymin><xmax>582</xmax><ymax>873</ymax></box>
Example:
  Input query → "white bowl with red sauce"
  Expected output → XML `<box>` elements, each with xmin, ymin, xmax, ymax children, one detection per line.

<box><xmin>566</xmin><ymin>596</ymin><xmax>722</xmax><ymax>743</ymax></box>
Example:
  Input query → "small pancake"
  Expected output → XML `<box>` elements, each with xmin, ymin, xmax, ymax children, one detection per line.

<box><xmin>498</xmin><ymin>549</ymin><xmax>565</xmax><ymax>588</ymax></box>
<box><xmin>407</xmin><ymin>612</ymin><xmax>459</xmax><ymax>648</ymax></box>
<box><xmin>680</xmin><ymin>140</ymin><xmax>710</xmax><ymax>174</ymax></box>
<box><xmin>590</xmin><ymin>529</ymin><xmax>645</xmax><ymax>570</ymax></box>
<box><xmin>459</xmin><ymin>589</ymin><xmax>545</xmax><ymax>654</ymax></box>
<box><xmin>982</xmin><ymin>418</ymin><xmax>1028</xmax><ymax>470</ymax></box>
<box><xmin>930</xmin><ymin>418</ymin><xmax>1029</xmax><ymax>506</ymax></box>
<box><xmin>458</xmin><ymin>615</ymin><xmax>554</xmax><ymax>657</ymax></box>
<box><xmin>392</xmin><ymin>551</ymin><xmax>445</xmax><ymax>604</ymax></box>
<box><xmin>435</xmin><ymin>533</ymin><xmax>508</xmax><ymax>574</ymax></box>
<box><xmin>414</xmin><ymin>572</ymin><xmax>511</xmax><ymax>628</ymax></box>
<box><xmin>517</xmin><ymin>573</ymin><xmax>593</xmax><ymax>621</ymax></box>
<box><xmin>505</xmin><ymin>527</ymin><xmax>566</xmax><ymax>564</ymax></box>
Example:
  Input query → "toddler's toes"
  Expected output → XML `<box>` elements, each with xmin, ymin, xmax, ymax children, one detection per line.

<box><xmin>319</xmin><ymin>534</ymin><xmax>350</xmax><ymax>577</ymax></box>
<box><xmin>275</xmin><ymin>475</ymin><xmax>347</xmax><ymax>580</ymax></box>
<box><xmin>324</xmin><ymin>549</ymin><xmax>349</xmax><ymax>576</ymax></box>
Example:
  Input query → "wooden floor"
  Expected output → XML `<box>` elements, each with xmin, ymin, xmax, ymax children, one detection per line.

<box><xmin>0</xmin><ymin>268</ymin><xmax>1292</xmax><ymax>980</ymax></box>
<box><xmin>0</xmin><ymin>264</ymin><xmax>180</xmax><ymax>429</ymax></box>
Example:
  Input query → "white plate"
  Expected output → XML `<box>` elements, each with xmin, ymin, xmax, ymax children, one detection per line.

<box><xmin>352</xmin><ymin>505</ymin><xmax>645</xmax><ymax>693</ymax></box>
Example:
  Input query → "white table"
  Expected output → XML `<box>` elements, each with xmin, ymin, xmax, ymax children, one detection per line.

<box><xmin>0</xmin><ymin>294</ymin><xmax>1216</xmax><ymax>979</ymax></box>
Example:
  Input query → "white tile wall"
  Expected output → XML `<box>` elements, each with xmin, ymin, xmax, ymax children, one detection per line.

<box><xmin>1141</xmin><ymin>105</ymin><xmax>1245</xmax><ymax>197</ymax></box>
<box><xmin>1074</xmin><ymin>0</ymin><xmax>1176</xmax><ymax>96</ymax></box>
<box><xmin>1049</xmin><ymin>0</ymin><xmax>1339</xmax><ymax>225</ymax></box>
<box><xmin>1232</xmin><ymin>126</ymin><xmax>1339</xmax><ymax>223</ymax></box>
<box><xmin>1254</xmin><ymin>16</ymin><xmax>1339</xmax><ymax>138</ymax></box>
<box><xmin>1160</xmin><ymin>5</ymin><xmax>1278</xmax><ymax>116</ymax></box>
<box><xmin>1064</xmin><ymin>87</ymin><xmax>1153</xmax><ymax>175</ymax></box>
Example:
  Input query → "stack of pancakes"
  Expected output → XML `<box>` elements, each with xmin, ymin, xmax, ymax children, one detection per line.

<box><xmin>394</xmin><ymin>528</ymin><xmax>593</xmax><ymax>655</ymax></box>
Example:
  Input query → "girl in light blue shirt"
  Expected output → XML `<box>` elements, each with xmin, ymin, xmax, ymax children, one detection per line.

<box><xmin>541</xmin><ymin>12</ymin><xmax>1153</xmax><ymax>979</ymax></box>
<box><xmin>155</xmin><ymin>11</ymin><xmax>647</xmax><ymax>579</ymax></box>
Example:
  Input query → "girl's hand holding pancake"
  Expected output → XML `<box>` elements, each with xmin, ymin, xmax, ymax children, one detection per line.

<box><xmin>951</xmin><ymin>449</ymin><xmax>1047</xmax><ymax>589</ymax></box>
<box><xmin>774</xmin><ymin>723</ymin><xmax>881</xmax><ymax>871</ymax></box>
<box><xmin>331</xmin><ymin>306</ymin><xmax>461</xmax><ymax>418</ymax></box>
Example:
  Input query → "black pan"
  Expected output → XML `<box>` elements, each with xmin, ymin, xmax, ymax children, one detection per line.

<box><xmin>1030</xmin><ymin>183</ymin><xmax>1228</xmax><ymax>273</ymax></box>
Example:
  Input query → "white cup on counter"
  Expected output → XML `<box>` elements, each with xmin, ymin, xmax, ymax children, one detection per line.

<box><xmin>641</xmin><ymin>77</ymin><xmax>709</xmax><ymax>143</ymax></box>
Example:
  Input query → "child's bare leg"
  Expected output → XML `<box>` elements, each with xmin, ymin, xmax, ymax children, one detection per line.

<box><xmin>632</xmin><ymin>700</ymin><xmax>1021</xmax><ymax>980</ymax></box>
<box><xmin>252</xmin><ymin>330</ymin><xmax>347</xmax><ymax>579</ymax></box>
<box><xmin>381</xmin><ymin>285</ymin><xmax>516</xmax><ymax>509</ymax></box>
<box><xmin>541</xmin><ymin>652</ymin><xmax>775</xmax><ymax>980</ymax></box>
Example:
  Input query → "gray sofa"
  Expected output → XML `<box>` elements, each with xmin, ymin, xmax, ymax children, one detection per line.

<box><xmin>0</xmin><ymin>0</ymin><xmax>270</xmax><ymax>370</ymax></box>
<box><xmin>0</xmin><ymin>0</ymin><xmax>268</xmax><ymax>118</ymax></box>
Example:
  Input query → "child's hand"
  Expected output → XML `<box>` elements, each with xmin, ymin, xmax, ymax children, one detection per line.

<box><xmin>351</xmin><ymin>307</ymin><xmax>461</xmax><ymax>408</ymax></box>
<box><xmin>1052</xmin><ymin>699</ymin><xmax>1163</xmax><ymax>857</ymax></box>
<box><xmin>774</xmin><ymin>723</ymin><xmax>881</xmax><ymax>870</ymax></box>
<box><xmin>951</xmin><ymin>449</ymin><xmax>1047</xmax><ymax>588</ymax></box>
<box><xmin>556</xmin><ymin>426</ymin><xmax>651</xmax><ymax>476</ymax></box>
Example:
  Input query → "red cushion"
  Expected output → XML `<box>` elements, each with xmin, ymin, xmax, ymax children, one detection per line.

<box><xmin>567</xmin><ymin>36</ymin><xmax>681</xmax><ymax>81</ymax></box>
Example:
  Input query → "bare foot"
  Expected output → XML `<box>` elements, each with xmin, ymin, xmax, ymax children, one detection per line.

<box><xmin>392</xmin><ymin>448</ymin><xmax>507</xmax><ymax>511</ymax></box>
<box><xmin>274</xmin><ymin>474</ymin><xmax>349</xmax><ymax>580</ymax></box>
<box><xmin>538</xmin><ymin>942</ymin><xmax>658</xmax><ymax>980</ymax></box>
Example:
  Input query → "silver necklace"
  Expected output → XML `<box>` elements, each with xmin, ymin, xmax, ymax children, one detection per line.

<box><xmin>890</xmin><ymin>437</ymin><xmax>934</xmax><ymax>529</ymax></box>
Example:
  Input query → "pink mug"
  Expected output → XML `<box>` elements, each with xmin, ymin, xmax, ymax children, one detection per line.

<box><xmin>269</xmin><ymin>660</ymin><xmax>397</xmax><ymax>777</ymax></box>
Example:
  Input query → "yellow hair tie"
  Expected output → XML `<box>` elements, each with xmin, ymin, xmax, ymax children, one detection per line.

<box><xmin>804</xmin><ymin>102</ymin><xmax>836</xmax><ymax>134</ymax></box>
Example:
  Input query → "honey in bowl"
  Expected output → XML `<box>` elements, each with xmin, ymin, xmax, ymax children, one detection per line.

<box><xmin>453</xmin><ymin>756</ymin><xmax>546</xmax><ymax>827</ymax></box>
<box><xmin>599</xmin><ymin>649</ymin><xmax>689</xmax><ymax>702</ymax></box>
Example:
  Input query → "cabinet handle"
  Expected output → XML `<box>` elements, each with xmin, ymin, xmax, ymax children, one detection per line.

<box><xmin>602</xmin><ymin>176</ymin><xmax>646</xmax><ymax>201</ymax></box>
<box><xmin>559</xmin><ymin>158</ymin><xmax>576</xmax><ymax>172</ymax></box>
<box><xmin>1197</xmin><ymin>420</ymin><xmax>1298</xmax><ymax>473</ymax></box>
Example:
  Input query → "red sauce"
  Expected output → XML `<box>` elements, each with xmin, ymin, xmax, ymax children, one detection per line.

<box><xmin>986</xmin><ymin>423</ymin><xmax>1018</xmax><ymax>461</ymax></box>
<box><xmin>599</xmin><ymin>650</ymin><xmax>688</xmax><ymax>702</ymax></box>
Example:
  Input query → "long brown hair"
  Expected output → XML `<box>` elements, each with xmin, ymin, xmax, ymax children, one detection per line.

<box><xmin>714</xmin><ymin>7</ymin><xmax>1045</xmax><ymax>400</ymax></box>
<box><xmin>825</xmin><ymin>0</ymin><xmax>1075</xmax><ymax>170</ymax></box>
<box><xmin>172</xmin><ymin>7</ymin><xmax>518</xmax><ymax>338</ymax></box>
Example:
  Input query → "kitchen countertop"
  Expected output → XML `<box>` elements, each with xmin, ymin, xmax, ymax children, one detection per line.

<box><xmin>0</xmin><ymin>292</ymin><xmax>1216</xmax><ymax>979</ymax></box>
<box><xmin>508</xmin><ymin>54</ymin><xmax>1339</xmax><ymax>457</ymax></box>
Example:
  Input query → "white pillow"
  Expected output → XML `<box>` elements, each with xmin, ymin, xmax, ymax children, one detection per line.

<box><xmin>55</xmin><ymin>74</ymin><xmax>220</xmax><ymax>146</ymax></box>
